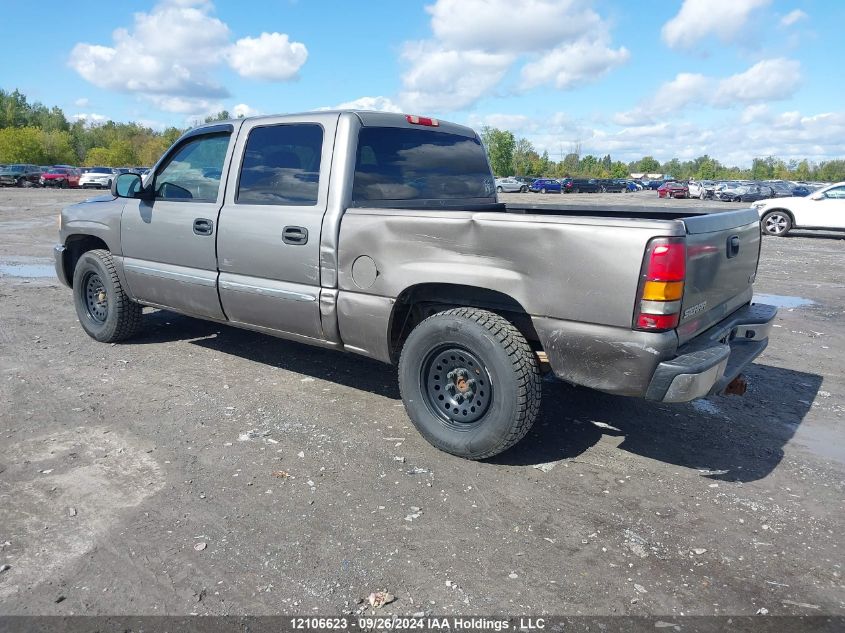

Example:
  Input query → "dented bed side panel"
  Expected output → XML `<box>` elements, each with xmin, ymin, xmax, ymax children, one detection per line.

<box><xmin>336</xmin><ymin>208</ymin><xmax>673</xmax><ymax>326</ymax></box>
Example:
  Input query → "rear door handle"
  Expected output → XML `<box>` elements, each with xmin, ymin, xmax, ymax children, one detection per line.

<box><xmin>283</xmin><ymin>226</ymin><xmax>308</xmax><ymax>245</ymax></box>
<box><xmin>193</xmin><ymin>218</ymin><xmax>213</xmax><ymax>236</ymax></box>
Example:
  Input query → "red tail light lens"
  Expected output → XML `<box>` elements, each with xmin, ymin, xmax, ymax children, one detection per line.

<box><xmin>406</xmin><ymin>114</ymin><xmax>439</xmax><ymax>127</ymax></box>
<box><xmin>634</xmin><ymin>237</ymin><xmax>686</xmax><ymax>332</ymax></box>
<box><xmin>648</xmin><ymin>242</ymin><xmax>686</xmax><ymax>281</ymax></box>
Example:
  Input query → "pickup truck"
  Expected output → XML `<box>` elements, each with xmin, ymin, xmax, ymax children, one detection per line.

<box><xmin>54</xmin><ymin>110</ymin><xmax>777</xmax><ymax>460</ymax></box>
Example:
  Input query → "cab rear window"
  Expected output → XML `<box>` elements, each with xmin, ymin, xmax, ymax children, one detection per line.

<box><xmin>352</xmin><ymin>127</ymin><xmax>494</xmax><ymax>204</ymax></box>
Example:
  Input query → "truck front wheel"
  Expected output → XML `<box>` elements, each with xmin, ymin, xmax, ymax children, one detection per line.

<box><xmin>398</xmin><ymin>308</ymin><xmax>541</xmax><ymax>459</ymax></box>
<box><xmin>72</xmin><ymin>249</ymin><xmax>143</xmax><ymax>342</ymax></box>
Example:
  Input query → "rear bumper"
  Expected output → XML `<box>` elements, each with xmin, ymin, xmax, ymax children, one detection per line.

<box><xmin>644</xmin><ymin>302</ymin><xmax>777</xmax><ymax>402</ymax></box>
<box><xmin>532</xmin><ymin>302</ymin><xmax>777</xmax><ymax>402</ymax></box>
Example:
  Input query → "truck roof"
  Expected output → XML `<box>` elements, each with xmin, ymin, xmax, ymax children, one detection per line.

<box><xmin>190</xmin><ymin>110</ymin><xmax>478</xmax><ymax>138</ymax></box>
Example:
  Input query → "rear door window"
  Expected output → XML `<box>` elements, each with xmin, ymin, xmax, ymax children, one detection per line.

<box><xmin>237</xmin><ymin>124</ymin><xmax>323</xmax><ymax>206</ymax></box>
<box><xmin>352</xmin><ymin>127</ymin><xmax>494</xmax><ymax>204</ymax></box>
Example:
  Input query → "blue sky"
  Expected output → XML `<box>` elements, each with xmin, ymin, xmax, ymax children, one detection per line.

<box><xmin>1</xmin><ymin>0</ymin><xmax>843</xmax><ymax>165</ymax></box>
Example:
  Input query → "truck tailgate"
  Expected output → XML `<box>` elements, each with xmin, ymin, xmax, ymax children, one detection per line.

<box><xmin>677</xmin><ymin>208</ymin><xmax>761</xmax><ymax>345</ymax></box>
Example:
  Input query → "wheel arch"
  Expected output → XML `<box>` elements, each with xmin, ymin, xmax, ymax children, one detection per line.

<box><xmin>387</xmin><ymin>282</ymin><xmax>538</xmax><ymax>363</ymax></box>
<box><xmin>62</xmin><ymin>234</ymin><xmax>110</xmax><ymax>287</ymax></box>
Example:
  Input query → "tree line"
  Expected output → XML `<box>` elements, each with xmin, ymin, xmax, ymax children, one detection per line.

<box><xmin>0</xmin><ymin>88</ymin><xmax>235</xmax><ymax>168</ymax></box>
<box><xmin>480</xmin><ymin>126</ymin><xmax>845</xmax><ymax>182</ymax></box>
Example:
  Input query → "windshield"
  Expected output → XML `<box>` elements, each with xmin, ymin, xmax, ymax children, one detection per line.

<box><xmin>7</xmin><ymin>165</ymin><xmax>25</xmax><ymax>172</ymax></box>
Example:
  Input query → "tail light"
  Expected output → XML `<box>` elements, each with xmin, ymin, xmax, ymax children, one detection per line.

<box><xmin>406</xmin><ymin>114</ymin><xmax>439</xmax><ymax>127</ymax></box>
<box><xmin>634</xmin><ymin>237</ymin><xmax>686</xmax><ymax>331</ymax></box>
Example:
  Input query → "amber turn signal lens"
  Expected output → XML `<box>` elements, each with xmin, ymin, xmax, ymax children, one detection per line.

<box><xmin>641</xmin><ymin>280</ymin><xmax>684</xmax><ymax>301</ymax></box>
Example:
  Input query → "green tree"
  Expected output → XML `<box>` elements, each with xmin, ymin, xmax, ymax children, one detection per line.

<box><xmin>634</xmin><ymin>156</ymin><xmax>661</xmax><ymax>173</ymax></box>
<box><xmin>512</xmin><ymin>137</ymin><xmax>534</xmax><ymax>176</ymax></box>
<box><xmin>0</xmin><ymin>126</ymin><xmax>46</xmax><ymax>163</ymax></box>
<box><xmin>480</xmin><ymin>126</ymin><xmax>516</xmax><ymax>176</ymax></box>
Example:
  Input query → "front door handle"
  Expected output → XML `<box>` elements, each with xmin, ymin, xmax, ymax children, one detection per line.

<box><xmin>283</xmin><ymin>226</ymin><xmax>308</xmax><ymax>245</ymax></box>
<box><xmin>193</xmin><ymin>218</ymin><xmax>213</xmax><ymax>236</ymax></box>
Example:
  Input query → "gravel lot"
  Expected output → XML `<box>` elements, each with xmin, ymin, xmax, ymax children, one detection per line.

<box><xmin>0</xmin><ymin>188</ymin><xmax>843</xmax><ymax>616</ymax></box>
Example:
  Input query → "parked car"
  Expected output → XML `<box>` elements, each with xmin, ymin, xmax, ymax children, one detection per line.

<box><xmin>718</xmin><ymin>184</ymin><xmax>774</xmax><ymax>203</ymax></box>
<box><xmin>598</xmin><ymin>178</ymin><xmax>626</xmax><ymax>193</ymax></box>
<box><xmin>529</xmin><ymin>178</ymin><xmax>562</xmax><ymax>193</ymax></box>
<box><xmin>53</xmin><ymin>110</ymin><xmax>776</xmax><ymax>460</ymax></box>
<box><xmin>753</xmin><ymin>181</ymin><xmax>845</xmax><ymax>236</ymax></box>
<box><xmin>763</xmin><ymin>181</ymin><xmax>795</xmax><ymax>198</ymax></box>
<box><xmin>495</xmin><ymin>177</ymin><xmax>527</xmax><ymax>193</ymax></box>
<box><xmin>791</xmin><ymin>185</ymin><xmax>812</xmax><ymax>197</ymax></box>
<box><xmin>625</xmin><ymin>180</ymin><xmax>643</xmax><ymax>192</ymax></box>
<box><xmin>687</xmin><ymin>180</ymin><xmax>713</xmax><ymax>199</ymax></box>
<box><xmin>40</xmin><ymin>166</ymin><xmax>81</xmax><ymax>188</ymax></box>
<box><xmin>79</xmin><ymin>167</ymin><xmax>115</xmax><ymax>189</ymax></box>
<box><xmin>560</xmin><ymin>178</ymin><xmax>600</xmax><ymax>193</ymax></box>
<box><xmin>0</xmin><ymin>163</ymin><xmax>42</xmax><ymax>187</ymax></box>
<box><xmin>657</xmin><ymin>181</ymin><xmax>689</xmax><ymax>199</ymax></box>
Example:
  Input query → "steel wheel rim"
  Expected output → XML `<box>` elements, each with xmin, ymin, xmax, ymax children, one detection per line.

<box><xmin>765</xmin><ymin>214</ymin><xmax>788</xmax><ymax>235</ymax></box>
<box><xmin>421</xmin><ymin>346</ymin><xmax>493</xmax><ymax>428</ymax></box>
<box><xmin>83</xmin><ymin>272</ymin><xmax>108</xmax><ymax>323</ymax></box>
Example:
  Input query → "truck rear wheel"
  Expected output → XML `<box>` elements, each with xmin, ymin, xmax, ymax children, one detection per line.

<box><xmin>72</xmin><ymin>249</ymin><xmax>143</xmax><ymax>342</ymax></box>
<box><xmin>398</xmin><ymin>308</ymin><xmax>541</xmax><ymax>459</ymax></box>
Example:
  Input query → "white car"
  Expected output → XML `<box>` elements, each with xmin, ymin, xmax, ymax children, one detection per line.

<box><xmin>79</xmin><ymin>167</ymin><xmax>115</xmax><ymax>189</ymax></box>
<box><xmin>753</xmin><ymin>181</ymin><xmax>845</xmax><ymax>236</ymax></box>
<box><xmin>495</xmin><ymin>177</ymin><xmax>527</xmax><ymax>193</ymax></box>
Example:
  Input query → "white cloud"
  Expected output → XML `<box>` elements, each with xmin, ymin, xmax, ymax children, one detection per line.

<box><xmin>712</xmin><ymin>58</ymin><xmax>802</xmax><ymax>106</ymax></box>
<box><xmin>232</xmin><ymin>103</ymin><xmax>261</xmax><ymax>118</ymax></box>
<box><xmin>661</xmin><ymin>0</ymin><xmax>770</xmax><ymax>49</ymax></box>
<box><xmin>780</xmin><ymin>9</ymin><xmax>807</xmax><ymax>27</ymax></box>
<box><xmin>227</xmin><ymin>32</ymin><xmax>307</xmax><ymax>81</ymax></box>
<box><xmin>74</xmin><ymin>97</ymin><xmax>90</xmax><ymax>108</ymax></box>
<box><xmin>146</xmin><ymin>95</ymin><xmax>223</xmax><ymax>115</ymax></box>
<box><xmin>614</xmin><ymin>59</ymin><xmax>801</xmax><ymax>124</ymax></box>
<box><xmin>467</xmin><ymin>113</ymin><xmax>532</xmax><ymax>132</ymax></box>
<box><xmin>502</xmin><ymin>107</ymin><xmax>845</xmax><ymax>167</ymax></box>
<box><xmin>331</xmin><ymin>96</ymin><xmax>403</xmax><ymax>113</ymax></box>
<box><xmin>398</xmin><ymin>0</ymin><xmax>627</xmax><ymax>113</ymax></box>
<box><xmin>400</xmin><ymin>41</ymin><xmax>514</xmax><ymax>112</ymax></box>
<box><xmin>70</xmin><ymin>112</ymin><xmax>108</xmax><ymax>124</ymax></box>
<box><xmin>520</xmin><ymin>38</ymin><xmax>629</xmax><ymax>90</ymax></box>
<box><xmin>68</xmin><ymin>2</ymin><xmax>308</xmax><ymax>118</ymax></box>
<box><xmin>69</xmin><ymin>3</ymin><xmax>230</xmax><ymax>98</ymax></box>
<box><xmin>427</xmin><ymin>0</ymin><xmax>602</xmax><ymax>52</ymax></box>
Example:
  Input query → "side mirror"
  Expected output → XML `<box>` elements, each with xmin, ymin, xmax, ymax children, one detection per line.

<box><xmin>112</xmin><ymin>172</ymin><xmax>143</xmax><ymax>198</ymax></box>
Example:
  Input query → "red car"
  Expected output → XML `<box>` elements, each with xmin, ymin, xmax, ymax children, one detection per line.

<box><xmin>657</xmin><ymin>181</ymin><xmax>689</xmax><ymax>199</ymax></box>
<box><xmin>40</xmin><ymin>166</ymin><xmax>81</xmax><ymax>188</ymax></box>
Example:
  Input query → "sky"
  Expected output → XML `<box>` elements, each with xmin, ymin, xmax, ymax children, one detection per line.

<box><xmin>1</xmin><ymin>0</ymin><xmax>843</xmax><ymax>166</ymax></box>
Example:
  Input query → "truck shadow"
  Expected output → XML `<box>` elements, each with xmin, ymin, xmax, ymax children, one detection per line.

<box><xmin>136</xmin><ymin>310</ymin><xmax>822</xmax><ymax>483</ymax></box>
<box><xmin>492</xmin><ymin>364</ymin><xmax>823</xmax><ymax>482</ymax></box>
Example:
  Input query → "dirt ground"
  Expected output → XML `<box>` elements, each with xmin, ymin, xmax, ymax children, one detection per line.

<box><xmin>0</xmin><ymin>188</ymin><xmax>843</xmax><ymax>616</ymax></box>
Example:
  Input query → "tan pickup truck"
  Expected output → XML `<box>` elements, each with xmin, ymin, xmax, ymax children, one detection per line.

<box><xmin>54</xmin><ymin>111</ymin><xmax>776</xmax><ymax>459</ymax></box>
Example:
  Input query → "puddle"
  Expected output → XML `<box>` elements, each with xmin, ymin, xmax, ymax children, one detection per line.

<box><xmin>0</xmin><ymin>263</ymin><xmax>55</xmax><ymax>278</ymax></box>
<box><xmin>753</xmin><ymin>293</ymin><xmax>815</xmax><ymax>309</ymax></box>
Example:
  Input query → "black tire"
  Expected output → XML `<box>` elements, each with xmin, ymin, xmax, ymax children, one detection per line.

<box><xmin>496</xmin><ymin>186</ymin><xmax>503</xmax><ymax>193</ymax></box>
<box><xmin>761</xmin><ymin>210</ymin><xmax>792</xmax><ymax>237</ymax></box>
<box><xmin>17</xmin><ymin>177</ymin><xmax>26</xmax><ymax>188</ymax></box>
<box><xmin>60</xmin><ymin>179</ymin><xmax>68</xmax><ymax>189</ymax></box>
<box><xmin>72</xmin><ymin>249</ymin><xmax>142</xmax><ymax>342</ymax></box>
<box><xmin>575</xmin><ymin>188</ymin><xmax>581</xmax><ymax>193</ymax></box>
<box><xmin>398</xmin><ymin>308</ymin><xmax>541</xmax><ymax>460</ymax></box>
<box><xmin>520</xmin><ymin>186</ymin><xmax>527</xmax><ymax>193</ymax></box>
<box><xmin>540</xmin><ymin>187</ymin><xmax>546</xmax><ymax>194</ymax></box>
